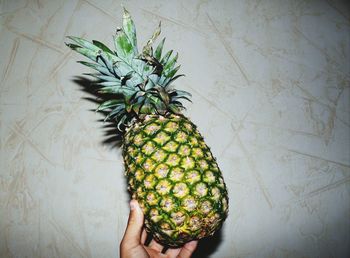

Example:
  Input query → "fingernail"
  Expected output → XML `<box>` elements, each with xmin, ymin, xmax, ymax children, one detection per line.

<box><xmin>130</xmin><ymin>200</ymin><xmax>136</xmax><ymax>210</ymax></box>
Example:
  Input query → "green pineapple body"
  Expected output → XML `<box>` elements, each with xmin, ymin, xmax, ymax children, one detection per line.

<box><xmin>123</xmin><ymin>114</ymin><xmax>228</xmax><ymax>247</ymax></box>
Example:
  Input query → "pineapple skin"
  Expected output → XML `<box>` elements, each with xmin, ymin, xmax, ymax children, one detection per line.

<box><xmin>123</xmin><ymin>114</ymin><xmax>229</xmax><ymax>247</ymax></box>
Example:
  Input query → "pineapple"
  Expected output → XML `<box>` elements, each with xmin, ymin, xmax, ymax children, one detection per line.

<box><xmin>66</xmin><ymin>8</ymin><xmax>228</xmax><ymax>247</ymax></box>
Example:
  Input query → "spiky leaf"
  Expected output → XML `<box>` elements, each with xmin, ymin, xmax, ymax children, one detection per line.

<box><xmin>122</xmin><ymin>8</ymin><xmax>138</xmax><ymax>54</ymax></box>
<box><xmin>114</xmin><ymin>29</ymin><xmax>134</xmax><ymax>60</ymax></box>
<box><xmin>142</xmin><ymin>22</ymin><xmax>161</xmax><ymax>56</ymax></box>
<box><xmin>154</xmin><ymin>37</ymin><xmax>165</xmax><ymax>60</ymax></box>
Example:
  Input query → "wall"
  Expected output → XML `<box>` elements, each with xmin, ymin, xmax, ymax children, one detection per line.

<box><xmin>0</xmin><ymin>0</ymin><xmax>349</xmax><ymax>257</ymax></box>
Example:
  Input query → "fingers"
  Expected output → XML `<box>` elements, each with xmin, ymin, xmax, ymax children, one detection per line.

<box><xmin>149</xmin><ymin>239</ymin><xmax>164</xmax><ymax>252</ymax></box>
<box><xmin>141</xmin><ymin>229</ymin><xmax>148</xmax><ymax>245</ymax></box>
<box><xmin>120</xmin><ymin>200</ymin><xmax>144</xmax><ymax>250</ymax></box>
<box><xmin>176</xmin><ymin>241</ymin><xmax>198</xmax><ymax>258</ymax></box>
<box><xmin>165</xmin><ymin>248</ymin><xmax>181</xmax><ymax>257</ymax></box>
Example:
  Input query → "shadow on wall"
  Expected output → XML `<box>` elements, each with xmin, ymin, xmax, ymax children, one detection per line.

<box><xmin>73</xmin><ymin>76</ymin><xmax>123</xmax><ymax>149</ymax></box>
<box><xmin>192</xmin><ymin>227</ymin><xmax>223</xmax><ymax>258</ymax></box>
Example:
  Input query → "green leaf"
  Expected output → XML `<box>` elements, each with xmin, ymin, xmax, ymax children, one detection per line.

<box><xmin>122</xmin><ymin>8</ymin><xmax>138</xmax><ymax>55</ymax></box>
<box><xmin>117</xmin><ymin>115</ymin><xmax>128</xmax><ymax>130</ymax></box>
<box><xmin>166</xmin><ymin>65</ymin><xmax>181</xmax><ymax>78</ymax></box>
<box><xmin>97</xmin><ymin>81</ymin><xmax>121</xmax><ymax>87</ymax></box>
<box><xmin>157</xmin><ymin>87</ymin><xmax>170</xmax><ymax>105</ymax></box>
<box><xmin>85</xmin><ymin>73</ymin><xmax>120</xmax><ymax>82</ymax></box>
<box><xmin>77</xmin><ymin>61</ymin><xmax>113</xmax><ymax>76</ymax></box>
<box><xmin>96</xmin><ymin>51</ymin><xmax>115</xmax><ymax>75</ymax></box>
<box><xmin>92</xmin><ymin>40</ymin><xmax>114</xmax><ymax>55</ymax></box>
<box><xmin>132</xmin><ymin>102</ymin><xmax>142</xmax><ymax>114</ymax></box>
<box><xmin>116</xmin><ymin>61</ymin><xmax>133</xmax><ymax>76</ymax></box>
<box><xmin>148</xmin><ymin>74</ymin><xmax>160</xmax><ymax>84</ymax></box>
<box><xmin>171</xmin><ymin>95</ymin><xmax>192</xmax><ymax>103</ymax></box>
<box><xmin>163</xmin><ymin>52</ymin><xmax>178</xmax><ymax>74</ymax></box>
<box><xmin>98</xmin><ymin>86</ymin><xmax>122</xmax><ymax>94</ymax></box>
<box><xmin>67</xmin><ymin>45</ymin><xmax>99</xmax><ymax>62</ymax></box>
<box><xmin>160</xmin><ymin>50</ymin><xmax>173</xmax><ymax>65</ymax></box>
<box><xmin>163</xmin><ymin>74</ymin><xmax>185</xmax><ymax>87</ymax></box>
<box><xmin>168</xmin><ymin>104</ymin><xmax>181</xmax><ymax>114</ymax></box>
<box><xmin>131</xmin><ymin>59</ymin><xmax>145</xmax><ymax>76</ymax></box>
<box><xmin>139</xmin><ymin>103</ymin><xmax>152</xmax><ymax>114</ymax></box>
<box><xmin>125</xmin><ymin>73</ymin><xmax>144</xmax><ymax>88</ymax></box>
<box><xmin>106</xmin><ymin>104</ymin><xmax>125</xmax><ymax>117</ymax></box>
<box><xmin>149</xmin><ymin>96</ymin><xmax>166</xmax><ymax>113</ymax></box>
<box><xmin>66</xmin><ymin>36</ymin><xmax>100</xmax><ymax>52</ymax></box>
<box><xmin>114</xmin><ymin>29</ymin><xmax>134</xmax><ymax>60</ymax></box>
<box><xmin>159</xmin><ymin>66</ymin><xmax>180</xmax><ymax>86</ymax></box>
<box><xmin>172</xmin><ymin>89</ymin><xmax>192</xmax><ymax>97</ymax></box>
<box><xmin>142</xmin><ymin>21</ymin><xmax>161</xmax><ymax>56</ymax></box>
<box><xmin>154</xmin><ymin>37</ymin><xmax>165</xmax><ymax>60</ymax></box>
<box><xmin>97</xmin><ymin>99</ymin><xmax>124</xmax><ymax>111</ymax></box>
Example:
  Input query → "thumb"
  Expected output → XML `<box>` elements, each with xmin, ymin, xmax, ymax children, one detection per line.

<box><xmin>177</xmin><ymin>240</ymin><xmax>198</xmax><ymax>258</ymax></box>
<box><xmin>121</xmin><ymin>199</ymin><xmax>144</xmax><ymax>249</ymax></box>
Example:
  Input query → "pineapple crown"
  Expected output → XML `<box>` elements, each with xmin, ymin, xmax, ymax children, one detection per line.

<box><xmin>65</xmin><ymin>8</ymin><xmax>191</xmax><ymax>132</ymax></box>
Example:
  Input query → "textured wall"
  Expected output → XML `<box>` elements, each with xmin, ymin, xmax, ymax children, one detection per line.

<box><xmin>1</xmin><ymin>0</ymin><xmax>349</xmax><ymax>257</ymax></box>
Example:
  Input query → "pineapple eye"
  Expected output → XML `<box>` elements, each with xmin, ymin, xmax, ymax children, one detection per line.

<box><xmin>153</xmin><ymin>131</ymin><xmax>170</xmax><ymax>145</ymax></box>
<box><xmin>127</xmin><ymin>163</ymin><xmax>136</xmax><ymax>172</ymax></box>
<box><xmin>143</xmin><ymin>158</ymin><xmax>156</xmax><ymax>171</ymax></box>
<box><xmin>189</xmin><ymin>137</ymin><xmax>198</xmax><ymax>146</ymax></box>
<box><xmin>150</xmin><ymin>211</ymin><xmax>161</xmax><ymax>222</ymax></box>
<box><xmin>218</xmin><ymin>177</ymin><xmax>225</xmax><ymax>188</ymax></box>
<box><xmin>164</xmin><ymin>121</ymin><xmax>178</xmax><ymax>133</ymax></box>
<box><xmin>155</xmin><ymin>164</ymin><xmax>169</xmax><ymax>178</ymax></box>
<box><xmin>183</xmin><ymin>122</ymin><xmax>193</xmax><ymax>132</ymax></box>
<box><xmin>198</xmin><ymin>159</ymin><xmax>209</xmax><ymax>170</ymax></box>
<box><xmin>211</xmin><ymin>187</ymin><xmax>221</xmax><ymax>201</ymax></box>
<box><xmin>204</xmin><ymin>171</ymin><xmax>215</xmax><ymax>183</ymax></box>
<box><xmin>181</xmin><ymin>156</ymin><xmax>195</xmax><ymax>170</ymax></box>
<box><xmin>171</xmin><ymin>211</ymin><xmax>186</xmax><ymax>226</ymax></box>
<box><xmin>161</xmin><ymin>197</ymin><xmax>175</xmax><ymax>212</ymax></box>
<box><xmin>142</xmin><ymin>141</ymin><xmax>156</xmax><ymax>155</ymax></box>
<box><xmin>144</xmin><ymin>175</ymin><xmax>156</xmax><ymax>189</ymax></box>
<box><xmin>189</xmin><ymin>216</ymin><xmax>201</xmax><ymax>230</ymax></box>
<box><xmin>146</xmin><ymin>193</ymin><xmax>159</xmax><ymax>205</ymax></box>
<box><xmin>211</xmin><ymin>162</ymin><xmax>220</xmax><ymax>172</ymax></box>
<box><xmin>160</xmin><ymin>222</ymin><xmax>171</xmax><ymax>230</ymax></box>
<box><xmin>124</xmin><ymin>133</ymin><xmax>131</xmax><ymax>144</ymax></box>
<box><xmin>133</xmin><ymin>134</ymin><xmax>145</xmax><ymax>146</ymax></box>
<box><xmin>167</xmin><ymin>154</ymin><xmax>181</xmax><ymax>166</ymax></box>
<box><xmin>163</xmin><ymin>141</ymin><xmax>178</xmax><ymax>152</ymax></box>
<box><xmin>185</xmin><ymin>170</ymin><xmax>200</xmax><ymax>184</ymax></box>
<box><xmin>178</xmin><ymin>145</ymin><xmax>191</xmax><ymax>156</ymax></box>
<box><xmin>194</xmin><ymin>182</ymin><xmax>208</xmax><ymax>197</ymax></box>
<box><xmin>175</xmin><ymin>131</ymin><xmax>188</xmax><ymax>143</ymax></box>
<box><xmin>128</xmin><ymin>178</ymin><xmax>136</xmax><ymax>189</ymax></box>
<box><xmin>144</xmin><ymin>123</ymin><xmax>161</xmax><ymax>135</ymax></box>
<box><xmin>200</xmin><ymin>201</ymin><xmax>212</xmax><ymax>215</ymax></box>
<box><xmin>169</xmin><ymin>167</ymin><xmax>184</xmax><ymax>181</ymax></box>
<box><xmin>127</xmin><ymin>146</ymin><xmax>135</xmax><ymax>154</ymax></box>
<box><xmin>192</xmin><ymin>148</ymin><xmax>204</xmax><ymax>158</ymax></box>
<box><xmin>134</xmin><ymin>169</ymin><xmax>145</xmax><ymax>181</ymax></box>
<box><xmin>173</xmin><ymin>183</ymin><xmax>189</xmax><ymax>198</ymax></box>
<box><xmin>156</xmin><ymin>180</ymin><xmax>172</xmax><ymax>195</ymax></box>
<box><xmin>222</xmin><ymin>197</ymin><xmax>228</xmax><ymax>211</ymax></box>
<box><xmin>151</xmin><ymin>149</ymin><xmax>167</xmax><ymax>162</ymax></box>
<box><xmin>182</xmin><ymin>197</ymin><xmax>197</xmax><ymax>211</ymax></box>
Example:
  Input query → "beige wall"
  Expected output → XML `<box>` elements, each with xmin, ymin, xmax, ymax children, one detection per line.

<box><xmin>1</xmin><ymin>0</ymin><xmax>349</xmax><ymax>257</ymax></box>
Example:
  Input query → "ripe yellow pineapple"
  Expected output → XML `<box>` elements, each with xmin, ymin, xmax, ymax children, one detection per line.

<box><xmin>66</xmin><ymin>8</ymin><xmax>228</xmax><ymax>247</ymax></box>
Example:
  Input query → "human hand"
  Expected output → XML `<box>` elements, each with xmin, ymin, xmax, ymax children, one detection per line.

<box><xmin>120</xmin><ymin>200</ymin><xmax>198</xmax><ymax>258</ymax></box>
